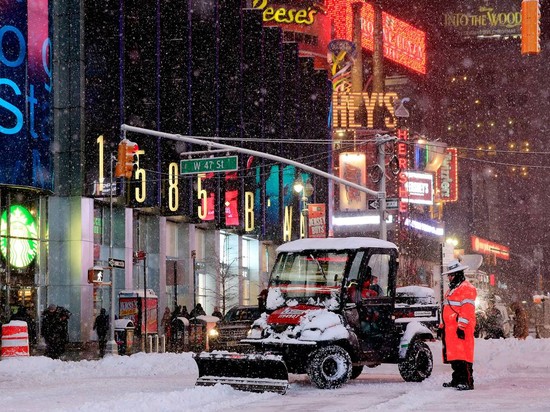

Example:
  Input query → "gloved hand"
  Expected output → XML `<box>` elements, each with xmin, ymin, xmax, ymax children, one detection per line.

<box><xmin>456</xmin><ymin>328</ymin><xmax>465</xmax><ymax>340</ymax></box>
<box><xmin>436</xmin><ymin>327</ymin><xmax>443</xmax><ymax>339</ymax></box>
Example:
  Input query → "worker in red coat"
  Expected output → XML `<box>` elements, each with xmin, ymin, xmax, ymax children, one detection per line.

<box><xmin>440</xmin><ymin>259</ymin><xmax>477</xmax><ymax>391</ymax></box>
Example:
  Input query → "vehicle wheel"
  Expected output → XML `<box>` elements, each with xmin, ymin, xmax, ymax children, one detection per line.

<box><xmin>307</xmin><ymin>345</ymin><xmax>352</xmax><ymax>389</ymax></box>
<box><xmin>398</xmin><ymin>340</ymin><xmax>433</xmax><ymax>382</ymax></box>
<box><xmin>350</xmin><ymin>365</ymin><xmax>364</xmax><ymax>379</ymax></box>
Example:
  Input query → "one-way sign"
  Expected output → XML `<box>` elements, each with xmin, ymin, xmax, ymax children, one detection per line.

<box><xmin>368</xmin><ymin>198</ymin><xmax>399</xmax><ymax>210</ymax></box>
<box><xmin>108</xmin><ymin>258</ymin><xmax>125</xmax><ymax>268</ymax></box>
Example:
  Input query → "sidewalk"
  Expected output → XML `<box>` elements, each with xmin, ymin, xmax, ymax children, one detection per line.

<box><xmin>31</xmin><ymin>341</ymin><xmax>102</xmax><ymax>361</ymax></box>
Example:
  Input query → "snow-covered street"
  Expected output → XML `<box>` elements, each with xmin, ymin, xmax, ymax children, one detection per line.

<box><xmin>1</xmin><ymin>338</ymin><xmax>549</xmax><ymax>412</ymax></box>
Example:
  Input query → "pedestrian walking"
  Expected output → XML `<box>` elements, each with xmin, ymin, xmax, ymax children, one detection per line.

<box><xmin>41</xmin><ymin>304</ymin><xmax>71</xmax><ymax>359</ymax></box>
<box><xmin>93</xmin><ymin>308</ymin><xmax>110</xmax><ymax>357</ymax></box>
<box><xmin>439</xmin><ymin>259</ymin><xmax>477</xmax><ymax>391</ymax></box>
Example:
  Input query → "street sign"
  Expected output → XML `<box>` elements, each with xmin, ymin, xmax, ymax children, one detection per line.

<box><xmin>368</xmin><ymin>197</ymin><xmax>399</xmax><ymax>210</ymax></box>
<box><xmin>180</xmin><ymin>155</ymin><xmax>238</xmax><ymax>175</ymax></box>
<box><xmin>108</xmin><ymin>258</ymin><xmax>125</xmax><ymax>268</ymax></box>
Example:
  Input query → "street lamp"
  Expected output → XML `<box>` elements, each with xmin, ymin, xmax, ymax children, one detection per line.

<box><xmin>294</xmin><ymin>178</ymin><xmax>314</xmax><ymax>238</ymax></box>
<box><xmin>446</xmin><ymin>237</ymin><xmax>459</xmax><ymax>248</ymax></box>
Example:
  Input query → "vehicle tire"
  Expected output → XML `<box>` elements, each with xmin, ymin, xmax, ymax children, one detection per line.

<box><xmin>307</xmin><ymin>345</ymin><xmax>352</xmax><ymax>389</ymax></box>
<box><xmin>398</xmin><ymin>340</ymin><xmax>433</xmax><ymax>382</ymax></box>
<box><xmin>350</xmin><ymin>365</ymin><xmax>364</xmax><ymax>379</ymax></box>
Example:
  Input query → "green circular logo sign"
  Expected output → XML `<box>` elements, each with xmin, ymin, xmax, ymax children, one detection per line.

<box><xmin>0</xmin><ymin>205</ymin><xmax>38</xmax><ymax>268</ymax></box>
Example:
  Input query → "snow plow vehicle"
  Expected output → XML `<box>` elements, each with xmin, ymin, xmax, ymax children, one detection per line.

<box><xmin>194</xmin><ymin>237</ymin><xmax>434</xmax><ymax>394</ymax></box>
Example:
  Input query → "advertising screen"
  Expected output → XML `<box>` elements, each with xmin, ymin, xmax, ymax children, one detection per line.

<box><xmin>0</xmin><ymin>0</ymin><xmax>52</xmax><ymax>189</ymax></box>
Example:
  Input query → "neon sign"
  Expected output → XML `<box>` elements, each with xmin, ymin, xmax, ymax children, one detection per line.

<box><xmin>0</xmin><ymin>205</ymin><xmax>38</xmax><ymax>268</ymax></box>
<box><xmin>253</xmin><ymin>0</ymin><xmax>318</xmax><ymax>26</ymax></box>
<box><xmin>436</xmin><ymin>148</ymin><xmax>458</xmax><ymax>202</ymax></box>
<box><xmin>328</xmin><ymin>0</ymin><xmax>426</xmax><ymax>74</ymax></box>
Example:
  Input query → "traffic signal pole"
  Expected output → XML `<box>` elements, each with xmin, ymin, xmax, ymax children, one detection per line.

<box><xmin>106</xmin><ymin>152</ymin><xmax>118</xmax><ymax>356</ymax></box>
<box><xmin>121</xmin><ymin>124</ymin><xmax>394</xmax><ymax>240</ymax></box>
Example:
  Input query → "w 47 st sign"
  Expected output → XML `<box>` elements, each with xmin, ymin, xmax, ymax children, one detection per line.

<box><xmin>180</xmin><ymin>156</ymin><xmax>238</xmax><ymax>174</ymax></box>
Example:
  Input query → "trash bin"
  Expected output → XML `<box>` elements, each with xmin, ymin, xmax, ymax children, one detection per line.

<box><xmin>115</xmin><ymin>319</ymin><xmax>135</xmax><ymax>355</ymax></box>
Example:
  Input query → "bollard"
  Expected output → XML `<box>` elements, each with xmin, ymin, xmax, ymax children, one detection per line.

<box><xmin>147</xmin><ymin>334</ymin><xmax>153</xmax><ymax>353</ymax></box>
<box><xmin>159</xmin><ymin>335</ymin><xmax>165</xmax><ymax>353</ymax></box>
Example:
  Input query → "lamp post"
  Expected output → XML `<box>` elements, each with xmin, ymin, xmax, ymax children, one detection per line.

<box><xmin>294</xmin><ymin>178</ymin><xmax>314</xmax><ymax>238</ymax></box>
<box><xmin>191</xmin><ymin>250</ymin><xmax>197</xmax><ymax>311</ymax></box>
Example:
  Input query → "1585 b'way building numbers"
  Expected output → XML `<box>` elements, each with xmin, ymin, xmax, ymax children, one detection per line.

<box><xmin>180</xmin><ymin>156</ymin><xmax>238</xmax><ymax>174</ymax></box>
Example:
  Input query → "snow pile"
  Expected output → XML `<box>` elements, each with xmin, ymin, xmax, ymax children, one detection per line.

<box><xmin>2</xmin><ymin>338</ymin><xmax>550</xmax><ymax>411</ymax></box>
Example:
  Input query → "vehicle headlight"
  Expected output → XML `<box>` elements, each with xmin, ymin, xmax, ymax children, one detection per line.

<box><xmin>208</xmin><ymin>329</ymin><xmax>219</xmax><ymax>339</ymax></box>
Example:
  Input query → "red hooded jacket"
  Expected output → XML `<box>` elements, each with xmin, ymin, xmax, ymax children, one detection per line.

<box><xmin>442</xmin><ymin>279</ymin><xmax>477</xmax><ymax>363</ymax></box>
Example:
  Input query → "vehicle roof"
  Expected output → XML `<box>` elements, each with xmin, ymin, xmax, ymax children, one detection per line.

<box><xmin>276</xmin><ymin>237</ymin><xmax>398</xmax><ymax>253</ymax></box>
<box><xmin>227</xmin><ymin>305</ymin><xmax>258</xmax><ymax>311</ymax></box>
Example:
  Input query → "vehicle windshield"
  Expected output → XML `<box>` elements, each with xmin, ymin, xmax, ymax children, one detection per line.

<box><xmin>269</xmin><ymin>250</ymin><xmax>348</xmax><ymax>303</ymax></box>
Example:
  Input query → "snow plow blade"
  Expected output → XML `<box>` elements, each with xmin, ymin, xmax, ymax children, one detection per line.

<box><xmin>194</xmin><ymin>352</ymin><xmax>289</xmax><ymax>394</ymax></box>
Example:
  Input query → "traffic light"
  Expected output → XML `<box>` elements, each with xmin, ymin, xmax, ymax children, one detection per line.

<box><xmin>87</xmin><ymin>266</ymin><xmax>104</xmax><ymax>283</ymax></box>
<box><xmin>114</xmin><ymin>139</ymin><xmax>139</xmax><ymax>179</ymax></box>
<box><xmin>521</xmin><ymin>0</ymin><xmax>541</xmax><ymax>55</ymax></box>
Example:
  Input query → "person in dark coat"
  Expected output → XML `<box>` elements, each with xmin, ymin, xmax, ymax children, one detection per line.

<box><xmin>41</xmin><ymin>304</ymin><xmax>71</xmax><ymax>359</ymax></box>
<box><xmin>10</xmin><ymin>306</ymin><xmax>37</xmax><ymax>347</ymax></box>
<box><xmin>483</xmin><ymin>298</ymin><xmax>504</xmax><ymax>339</ymax></box>
<box><xmin>180</xmin><ymin>305</ymin><xmax>190</xmax><ymax>319</ymax></box>
<box><xmin>161</xmin><ymin>307</ymin><xmax>172</xmax><ymax>338</ymax></box>
<box><xmin>511</xmin><ymin>301</ymin><xmax>529</xmax><ymax>339</ymax></box>
<box><xmin>211</xmin><ymin>307</ymin><xmax>223</xmax><ymax>319</ymax></box>
<box><xmin>93</xmin><ymin>308</ymin><xmax>110</xmax><ymax>357</ymax></box>
<box><xmin>190</xmin><ymin>303</ymin><xmax>206</xmax><ymax>318</ymax></box>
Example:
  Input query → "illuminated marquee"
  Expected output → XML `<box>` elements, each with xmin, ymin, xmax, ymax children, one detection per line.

<box><xmin>332</xmin><ymin>91</ymin><xmax>398</xmax><ymax>129</ymax></box>
<box><xmin>328</xmin><ymin>0</ymin><xmax>426</xmax><ymax>74</ymax></box>
<box><xmin>471</xmin><ymin>235</ymin><xmax>510</xmax><ymax>261</ymax></box>
<box><xmin>0</xmin><ymin>205</ymin><xmax>38</xmax><ymax>268</ymax></box>
<box><xmin>436</xmin><ymin>148</ymin><xmax>458</xmax><ymax>202</ymax></box>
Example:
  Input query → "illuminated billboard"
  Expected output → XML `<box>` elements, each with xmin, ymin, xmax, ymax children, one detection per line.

<box><xmin>399</xmin><ymin>171</ymin><xmax>433</xmax><ymax>205</ymax></box>
<box><xmin>471</xmin><ymin>235</ymin><xmax>510</xmax><ymax>261</ymax></box>
<box><xmin>442</xmin><ymin>1</ymin><xmax>521</xmax><ymax>39</ymax></box>
<box><xmin>329</xmin><ymin>0</ymin><xmax>426</xmax><ymax>74</ymax></box>
<box><xmin>252</xmin><ymin>0</ymin><xmax>331</xmax><ymax>68</ymax></box>
<box><xmin>0</xmin><ymin>0</ymin><xmax>52</xmax><ymax>189</ymax></box>
<box><xmin>338</xmin><ymin>152</ymin><xmax>366</xmax><ymax>211</ymax></box>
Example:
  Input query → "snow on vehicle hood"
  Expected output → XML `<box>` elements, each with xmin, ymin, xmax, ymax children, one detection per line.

<box><xmin>249</xmin><ymin>306</ymin><xmax>349</xmax><ymax>343</ymax></box>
